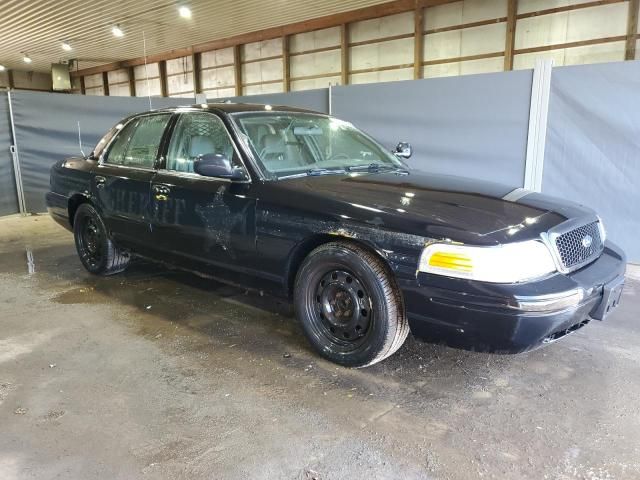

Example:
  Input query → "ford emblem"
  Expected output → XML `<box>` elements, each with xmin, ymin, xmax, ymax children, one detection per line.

<box><xmin>582</xmin><ymin>235</ymin><xmax>593</xmax><ymax>249</ymax></box>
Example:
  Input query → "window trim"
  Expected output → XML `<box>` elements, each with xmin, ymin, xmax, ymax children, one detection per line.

<box><xmin>99</xmin><ymin>112</ymin><xmax>172</xmax><ymax>171</ymax></box>
<box><xmin>159</xmin><ymin>110</ymin><xmax>252</xmax><ymax>184</ymax></box>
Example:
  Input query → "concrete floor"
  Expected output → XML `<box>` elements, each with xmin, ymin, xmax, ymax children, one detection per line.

<box><xmin>1</xmin><ymin>215</ymin><xmax>639</xmax><ymax>480</ymax></box>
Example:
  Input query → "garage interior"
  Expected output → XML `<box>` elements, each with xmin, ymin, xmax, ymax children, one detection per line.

<box><xmin>1</xmin><ymin>0</ymin><xmax>640</xmax><ymax>479</ymax></box>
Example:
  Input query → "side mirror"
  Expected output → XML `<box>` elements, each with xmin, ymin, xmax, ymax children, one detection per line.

<box><xmin>193</xmin><ymin>153</ymin><xmax>246</xmax><ymax>180</ymax></box>
<box><xmin>394</xmin><ymin>142</ymin><xmax>412</xmax><ymax>159</ymax></box>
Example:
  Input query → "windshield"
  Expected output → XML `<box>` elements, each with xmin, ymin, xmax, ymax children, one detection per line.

<box><xmin>231</xmin><ymin>112</ymin><xmax>405</xmax><ymax>179</ymax></box>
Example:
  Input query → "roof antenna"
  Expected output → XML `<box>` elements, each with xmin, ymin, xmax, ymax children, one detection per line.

<box><xmin>78</xmin><ymin>121</ymin><xmax>87</xmax><ymax>158</ymax></box>
<box><xmin>143</xmin><ymin>31</ymin><xmax>152</xmax><ymax>110</ymax></box>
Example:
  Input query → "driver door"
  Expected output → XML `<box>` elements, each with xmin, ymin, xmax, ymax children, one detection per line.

<box><xmin>149</xmin><ymin>111</ymin><xmax>256</xmax><ymax>271</ymax></box>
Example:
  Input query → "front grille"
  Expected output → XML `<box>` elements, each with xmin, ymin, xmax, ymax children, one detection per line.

<box><xmin>554</xmin><ymin>221</ymin><xmax>603</xmax><ymax>270</ymax></box>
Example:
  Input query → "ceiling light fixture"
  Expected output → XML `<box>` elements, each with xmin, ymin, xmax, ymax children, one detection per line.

<box><xmin>0</xmin><ymin>64</ymin><xmax>5</xmax><ymax>72</ymax></box>
<box><xmin>112</xmin><ymin>24</ymin><xmax>124</xmax><ymax>37</ymax></box>
<box><xmin>179</xmin><ymin>6</ymin><xmax>192</xmax><ymax>18</ymax></box>
<box><xmin>61</xmin><ymin>41</ymin><xmax>72</xmax><ymax>51</ymax></box>
<box><xmin>22</xmin><ymin>53</ymin><xmax>32</xmax><ymax>64</ymax></box>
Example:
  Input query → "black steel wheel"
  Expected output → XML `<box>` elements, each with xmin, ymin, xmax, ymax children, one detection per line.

<box><xmin>294</xmin><ymin>242</ymin><xmax>409</xmax><ymax>367</ymax></box>
<box><xmin>313</xmin><ymin>270</ymin><xmax>372</xmax><ymax>346</ymax></box>
<box><xmin>73</xmin><ymin>203</ymin><xmax>130</xmax><ymax>275</ymax></box>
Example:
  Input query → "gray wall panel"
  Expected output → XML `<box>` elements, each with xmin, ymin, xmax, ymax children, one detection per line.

<box><xmin>544</xmin><ymin>61</ymin><xmax>640</xmax><ymax>262</ymax></box>
<box><xmin>220</xmin><ymin>89</ymin><xmax>329</xmax><ymax>113</ymax></box>
<box><xmin>11</xmin><ymin>91</ymin><xmax>193</xmax><ymax>213</ymax></box>
<box><xmin>331</xmin><ymin>71</ymin><xmax>533</xmax><ymax>188</ymax></box>
<box><xmin>0</xmin><ymin>92</ymin><xmax>19</xmax><ymax>216</ymax></box>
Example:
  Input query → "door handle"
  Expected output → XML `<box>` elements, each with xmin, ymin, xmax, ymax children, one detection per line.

<box><xmin>152</xmin><ymin>184</ymin><xmax>170</xmax><ymax>194</ymax></box>
<box><xmin>152</xmin><ymin>184</ymin><xmax>170</xmax><ymax>201</ymax></box>
<box><xmin>95</xmin><ymin>175</ymin><xmax>106</xmax><ymax>188</ymax></box>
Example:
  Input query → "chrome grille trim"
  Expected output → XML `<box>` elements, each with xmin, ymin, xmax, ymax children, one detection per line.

<box><xmin>541</xmin><ymin>216</ymin><xmax>605</xmax><ymax>274</ymax></box>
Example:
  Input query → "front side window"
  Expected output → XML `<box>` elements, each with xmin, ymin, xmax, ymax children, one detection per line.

<box><xmin>166</xmin><ymin>112</ymin><xmax>236</xmax><ymax>173</ymax></box>
<box><xmin>105</xmin><ymin>114</ymin><xmax>171</xmax><ymax>168</ymax></box>
<box><xmin>231</xmin><ymin>112</ymin><xmax>403</xmax><ymax>179</ymax></box>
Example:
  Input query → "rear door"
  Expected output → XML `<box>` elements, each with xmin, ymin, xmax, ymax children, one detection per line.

<box><xmin>94</xmin><ymin>113</ymin><xmax>172</xmax><ymax>249</ymax></box>
<box><xmin>149</xmin><ymin>111</ymin><xmax>257</xmax><ymax>271</ymax></box>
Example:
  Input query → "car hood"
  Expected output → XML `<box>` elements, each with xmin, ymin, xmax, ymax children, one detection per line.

<box><xmin>266</xmin><ymin>170</ymin><xmax>593</xmax><ymax>245</ymax></box>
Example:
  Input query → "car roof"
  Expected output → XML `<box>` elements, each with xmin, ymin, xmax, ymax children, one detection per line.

<box><xmin>154</xmin><ymin>102</ymin><xmax>324</xmax><ymax>115</ymax></box>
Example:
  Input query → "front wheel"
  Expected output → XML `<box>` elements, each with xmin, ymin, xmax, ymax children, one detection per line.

<box><xmin>294</xmin><ymin>242</ymin><xmax>409</xmax><ymax>367</ymax></box>
<box><xmin>73</xmin><ymin>203</ymin><xmax>130</xmax><ymax>275</ymax></box>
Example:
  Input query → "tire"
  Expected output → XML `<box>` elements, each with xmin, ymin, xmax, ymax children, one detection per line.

<box><xmin>294</xmin><ymin>242</ymin><xmax>409</xmax><ymax>368</ymax></box>
<box><xmin>73</xmin><ymin>203</ymin><xmax>130</xmax><ymax>275</ymax></box>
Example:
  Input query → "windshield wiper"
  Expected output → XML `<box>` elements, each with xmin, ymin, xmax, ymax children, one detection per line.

<box><xmin>346</xmin><ymin>163</ymin><xmax>404</xmax><ymax>173</ymax></box>
<box><xmin>306</xmin><ymin>167</ymin><xmax>346</xmax><ymax>176</ymax></box>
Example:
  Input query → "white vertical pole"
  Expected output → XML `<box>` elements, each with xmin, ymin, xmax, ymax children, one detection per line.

<box><xmin>524</xmin><ymin>58</ymin><xmax>553</xmax><ymax>192</ymax></box>
<box><xmin>328</xmin><ymin>83</ymin><xmax>333</xmax><ymax>115</ymax></box>
<box><xmin>7</xmin><ymin>90</ymin><xmax>27</xmax><ymax>215</ymax></box>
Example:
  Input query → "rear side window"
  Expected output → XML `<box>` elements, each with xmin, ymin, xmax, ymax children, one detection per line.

<box><xmin>166</xmin><ymin>112</ymin><xmax>236</xmax><ymax>173</ymax></box>
<box><xmin>105</xmin><ymin>114</ymin><xmax>171</xmax><ymax>168</ymax></box>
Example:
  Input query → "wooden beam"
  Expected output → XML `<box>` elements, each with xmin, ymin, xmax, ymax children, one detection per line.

<box><xmin>349</xmin><ymin>32</ymin><xmax>414</xmax><ymax>47</ymax></box>
<box><xmin>514</xmin><ymin>35</ymin><xmax>627</xmax><ymax>55</ymax></box>
<box><xmin>424</xmin><ymin>17</ymin><xmax>507</xmax><ymax>35</ymax></box>
<box><xmin>102</xmin><ymin>71</ymin><xmax>110</xmax><ymax>96</ymax></box>
<box><xmin>192</xmin><ymin>53</ymin><xmax>202</xmax><ymax>94</ymax></box>
<box><xmin>128</xmin><ymin>66</ymin><xmax>136</xmax><ymax>96</ymax></box>
<box><xmin>341</xmin><ymin>23</ymin><xmax>349</xmax><ymax>85</ymax></box>
<box><xmin>71</xmin><ymin>0</ymin><xmax>460</xmax><ymax>77</ymax></box>
<box><xmin>241</xmin><ymin>54</ymin><xmax>283</xmax><ymax>65</ymax></box>
<box><xmin>158</xmin><ymin>60</ymin><xmax>168</xmax><ymax>97</ymax></box>
<box><xmin>504</xmin><ymin>0</ymin><xmax>517</xmax><ymax>70</ymax></box>
<box><xmin>422</xmin><ymin>51</ymin><xmax>504</xmax><ymax>66</ymax></box>
<box><xmin>242</xmin><ymin>78</ymin><xmax>283</xmax><ymax>87</ymax></box>
<box><xmin>79</xmin><ymin>75</ymin><xmax>85</xmax><ymax>95</ymax></box>
<box><xmin>517</xmin><ymin>0</ymin><xmax>624</xmax><ymax>19</ymax></box>
<box><xmin>289</xmin><ymin>45</ymin><xmax>340</xmax><ymax>57</ymax></box>
<box><xmin>351</xmin><ymin>63</ymin><xmax>414</xmax><ymax>75</ymax></box>
<box><xmin>201</xmin><ymin>62</ymin><xmax>235</xmax><ymax>71</ymax></box>
<box><xmin>290</xmin><ymin>71</ymin><xmax>342</xmax><ymax>82</ymax></box>
<box><xmin>414</xmin><ymin>5</ymin><xmax>424</xmax><ymax>80</ymax></box>
<box><xmin>626</xmin><ymin>0</ymin><xmax>639</xmax><ymax>60</ymax></box>
<box><xmin>7</xmin><ymin>70</ymin><xmax>14</xmax><ymax>89</ymax></box>
<box><xmin>233</xmin><ymin>45</ymin><xmax>242</xmax><ymax>96</ymax></box>
<box><xmin>283</xmin><ymin>36</ymin><xmax>290</xmax><ymax>92</ymax></box>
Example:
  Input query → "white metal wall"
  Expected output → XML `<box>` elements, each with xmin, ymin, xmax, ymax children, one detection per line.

<box><xmin>74</xmin><ymin>0</ymin><xmax>640</xmax><ymax>97</ymax></box>
<box><xmin>290</xmin><ymin>26</ymin><xmax>342</xmax><ymax>90</ymax></box>
<box><xmin>166</xmin><ymin>56</ymin><xmax>195</xmax><ymax>98</ymax></box>
<box><xmin>201</xmin><ymin>47</ymin><xmax>236</xmax><ymax>99</ymax></box>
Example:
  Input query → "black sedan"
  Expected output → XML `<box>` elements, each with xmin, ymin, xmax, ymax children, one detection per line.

<box><xmin>46</xmin><ymin>103</ymin><xmax>626</xmax><ymax>367</ymax></box>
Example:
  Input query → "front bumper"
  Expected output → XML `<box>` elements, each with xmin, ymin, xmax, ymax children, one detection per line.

<box><xmin>402</xmin><ymin>241</ymin><xmax>626</xmax><ymax>353</ymax></box>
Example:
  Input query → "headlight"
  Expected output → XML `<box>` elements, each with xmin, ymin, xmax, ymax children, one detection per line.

<box><xmin>419</xmin><ymin>240</ymin><xmax>557</xmax><ymax>283</ymax></box>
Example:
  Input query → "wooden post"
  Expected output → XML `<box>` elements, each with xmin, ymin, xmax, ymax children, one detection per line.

<box><xmin>283</xmin><ymin>36</ymin><xmax>291</xmax><ymax>92</ymax></box>
<box><xmin>79</xmin><ymin>75</ymin><xmax>85</xmax><ymax>95</ymax></box>
<box><xmin>234</xmin><ymin>45</ymin><xmax>243</xmax><ymax>96</ymax></box>
<box><xmin>626</xmin><ymin>0</ymin><xmax>639</xmax><ymax>60</ymax></box>
<box><xmin>504</xmin><ymin>0</ymin><xmax>518</xmax><ymax>70</ymax></box>
<box><xmin>159</xmin><ymin>61</ymin><xmax>168</xmax><ymax>97</ymax></box>
<box><xmin>414</xmin><ymin>5</ymin><xmax>424</xmax><ymax>80</ymax></box>
<box><xmin>102</xmin><ymin>71</ymin><xmax>110</xmax><ymax>96</ymax></box>
<box><xmin>128</xmin><ymin>66</ymin><xmax>136</xmax><ymax>96</ymax></box>
<box><xmin>192</xmin><ymin>53</ymin><xmax>202</xmax><ymax>94</ymax></box>
<box><xmin>341</xmin><ymin>23</ymin><xmax>349</xmax><ymax>85</ymax></box>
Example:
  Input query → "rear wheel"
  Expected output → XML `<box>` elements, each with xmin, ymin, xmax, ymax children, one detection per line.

<box><xmin>294</xmin><ymin>242</ymin><xmax>409</xmax><ymax>367</ymax></box>
<box><xmin>73</xmin><ymin>203</ymin><xmax>130</xmax><ymax>275</ymax></box>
